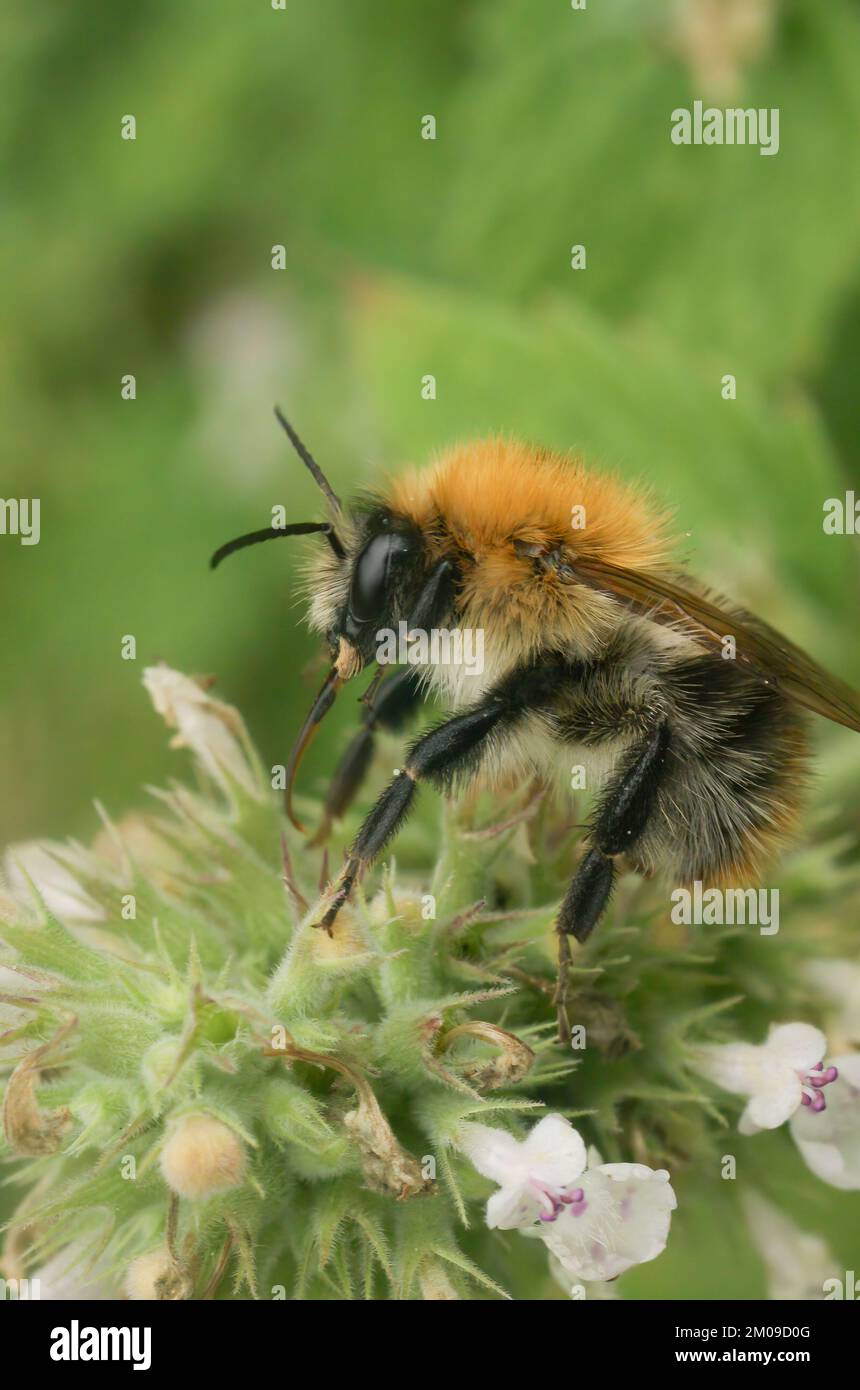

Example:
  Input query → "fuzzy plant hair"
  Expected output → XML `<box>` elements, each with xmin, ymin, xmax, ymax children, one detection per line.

<box><xmin>0</xmin><ymin>666</ymin><xmax>857</xmax><ymax>1301</ymax></box>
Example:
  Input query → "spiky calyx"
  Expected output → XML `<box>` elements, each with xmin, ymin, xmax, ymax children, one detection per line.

<box><xmin>0</xmin><ymin>667</ymin><xmax>855</xmax><ymax>1299</ymax></box>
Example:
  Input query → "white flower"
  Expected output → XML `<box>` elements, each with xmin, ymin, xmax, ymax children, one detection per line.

<box><xmin>457</xmin><ymin>1115</ymin><xmax>587</xmax><ymax>1228</ymax></box>
<box><xmin>695</xmin><ymin>1023</ymin><xmax>838</xmax><ymax>1134</ymax></box>
<box><xmin>548</xmin><ymin>1254</ymin><xmax>621</xmax><ymax>1300</ymax></box>
<box><xmin>805</xmin><ymin>960</ymin><xmax>860</xmax><ymax>1051</ymax></box>
<box><xmin>790</xmin><ymin>1053</ymin><xmax>860</xmax><ymax>1190</ymax></box>
<box><xmin>742</xmin><ymin>1190</ymin><xmax>837</xmax><ymax>1300</ymax></box>
<box><xmin>2</xmin><ymin>841</ymin><xmax>105</xmax><ymax>925</ymax></box>
<box><xmin>458</xmin><ymin>1116</ymin><xmax>676</xmax><ymax>1283</ymax></box>
<box><xmin>31</xmin><ymin>1240</ymin><xmax>118</xmax><ymax>1301</ymax></box>
<box><xmin>143</xmin><ymin>665</ymin><xmax>262</xmax><ymax>802</ymax></box>
<box><xmin>540</xmin><ymin>1160</ymin><xmax>677</xmax><ymax>1284</ymax></box>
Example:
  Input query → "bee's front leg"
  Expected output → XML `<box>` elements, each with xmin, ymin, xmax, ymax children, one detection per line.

<box><xmin>310</xmin><ymin>668</ymin><xmax>426</xmax><ymax>848</ymax></box>
<box><xmin>314</xmin><ymin>766</ymin><xmax>416</xmax><ymax>933</ymax></box>
<box><xmin>316</xmin><ymin>856</ymin><xmax>364</xmax><ymax>935</ymax></box>
<box><xmin>312</xmin><ymin>697</ymin><xmax>514</xmax><ymax>933</ymax></box>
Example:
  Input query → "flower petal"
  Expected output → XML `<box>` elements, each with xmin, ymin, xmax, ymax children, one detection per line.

<box><xmin>547</xmin><ymin>1254</ymin><xmax>621</xmax><ymax>1300</ymax></box>
<box><xmin>790</xmin><ymin>1054</ymin><xmax>860</xmax><ymax>1190</ymax></box>
<box><xmin>696</xmin><ymin>1042</ymin><xmax>762</xmax><ymax>1096</ymax></box>
<box><xmin>4</xmin><ymin>842</ymin><xmax>105</xmax><ymax>925</ymax></box>
<box><xmin>520</xmin><ymin>1114</ymin><xmax>587</xmax><ymax>1188</ymax></box>
<box><xmin>541</xmin><ymin>1165</ymin><xmax>676</xmax><ymax>1282</ymax></box>
<box><xmin>742</xmin><ymin>1190</ymin><xmax>837</xmax><ymax>1301</ymax></box>
<box><xmin>742</xmin><ymin>1074</ymin><xmax>803</xmax><ymax>1132</ymax></box>
<box><xmin>456</xmin><ymin>1121</ymin><xmax>524</xmax><ymax>1185</ymax></box>
<box><xmin>765</xmin><ymin>1023</ymin><xmax>826</xmax><ymax>1073</ymax></box>
<box><xmin>486</xmin><ymin>1183</ymin><xmax>544</xmax><ymax>1230</ymax></box>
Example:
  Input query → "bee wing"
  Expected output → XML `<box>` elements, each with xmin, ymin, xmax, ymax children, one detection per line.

<box><xmin>573</xmin><ymin>556</ymin><xmax>860</xmax><ymax>733</ymax></box>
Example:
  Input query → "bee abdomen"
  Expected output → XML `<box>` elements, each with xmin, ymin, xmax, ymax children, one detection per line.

<box><xmin>634</xmin><ymin>652</ymin><xmax>810</xmax><ymax>885</ymax></box>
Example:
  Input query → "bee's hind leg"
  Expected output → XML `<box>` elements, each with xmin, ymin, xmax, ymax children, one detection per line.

<box><xmin>554</xmin><ymin>848</ymin><xmax>616</xmax><ymax>1042</ymax></box>
<box><xmin>555</xmin><ymin>722</ymin><xmax>670</xmax><ymax>1043</ymax></box>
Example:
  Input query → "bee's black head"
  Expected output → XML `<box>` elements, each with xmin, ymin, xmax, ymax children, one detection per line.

<box><xmin>209</xmin><ymin>412</ymin><xmax>455</xmax><ymax>831</ymax></box>
<box><xmin>332</xmin><ymin>511</ymin><xmax>426</xmax><ymax>661</ymax></box>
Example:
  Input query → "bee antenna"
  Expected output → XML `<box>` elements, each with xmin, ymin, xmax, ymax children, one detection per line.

<box><xmin>274</xmin><ymin>406</ymin><xmax>343</xmax><ymax>516</ymax></box>
<box><xmin>210</xmin><ymin>521</ymin><xmax>344</xmax><ymax>571</ymax></box>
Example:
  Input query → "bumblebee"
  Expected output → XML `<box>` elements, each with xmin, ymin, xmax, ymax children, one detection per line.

<box><xmin>212</xmin><ymin>411</ymin><xmax>860</xmax><ymax>1037</ymax></box>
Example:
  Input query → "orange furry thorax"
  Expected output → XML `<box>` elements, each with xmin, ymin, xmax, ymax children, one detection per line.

<box><xmin>386</xmin><ymin>439</ymin><xmax>675</xmax><ymax>663</ymax></box>
<box><xmin>389</xmin><ymin>438</ymin><xmax>673</xmax><ymax>572</ymax></box>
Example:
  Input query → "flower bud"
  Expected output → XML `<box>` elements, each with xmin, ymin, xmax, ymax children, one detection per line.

<box><xmin>124</xmin><ymin>1247</ymin><xmax>192</xmax><ymax>1300</ymax></box>
<box><xmin>159</xmin><ymin>1113</ymin><xmax>247</xmax><ymax>1199</ymax></box>
<box><xmin>143</xmin><ymin>664</ymin><xmax>263</xmax><ymax>802</ymax></box>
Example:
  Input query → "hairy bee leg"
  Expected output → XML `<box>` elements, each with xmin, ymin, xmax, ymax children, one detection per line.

<box><xmin>555</xmin><ymin>926</ymin><xmax>574</xmax><ymax>1045</ymax></box>
<box><xmin>315</xmin><ymin>697</ymin><xmax>517</xmax><ymax>933</ymax></box>
<box><xmin>555</xmin><ymin>723</ymin><xmax>670</xmax><ymax>1042</ymax></box>
<box><xmin>560</xmin><ymin>721</ymin><xmax>671</xmax><ymax>941</ymax></box>
<box><xmin>311</xmin><ymin>668</ymin><xmax>425</xmax><ymax>844</ymax></box>
<box><xmin>554</xmin><ymin>849</ymin><xmax>615</xmax><ymax>1042</ymax></box>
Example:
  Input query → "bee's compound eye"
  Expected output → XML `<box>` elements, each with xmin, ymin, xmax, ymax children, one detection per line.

<box><xmin>349</xmin><ymin>532</ymin><xmax>413</xmax><ymax>624</ymax></box>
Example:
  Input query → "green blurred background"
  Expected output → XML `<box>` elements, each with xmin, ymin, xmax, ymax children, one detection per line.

<box><xmin>1</xmin><ymin>0</ymin><xmax>859</xmax><ymax>1297</ymax></box>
